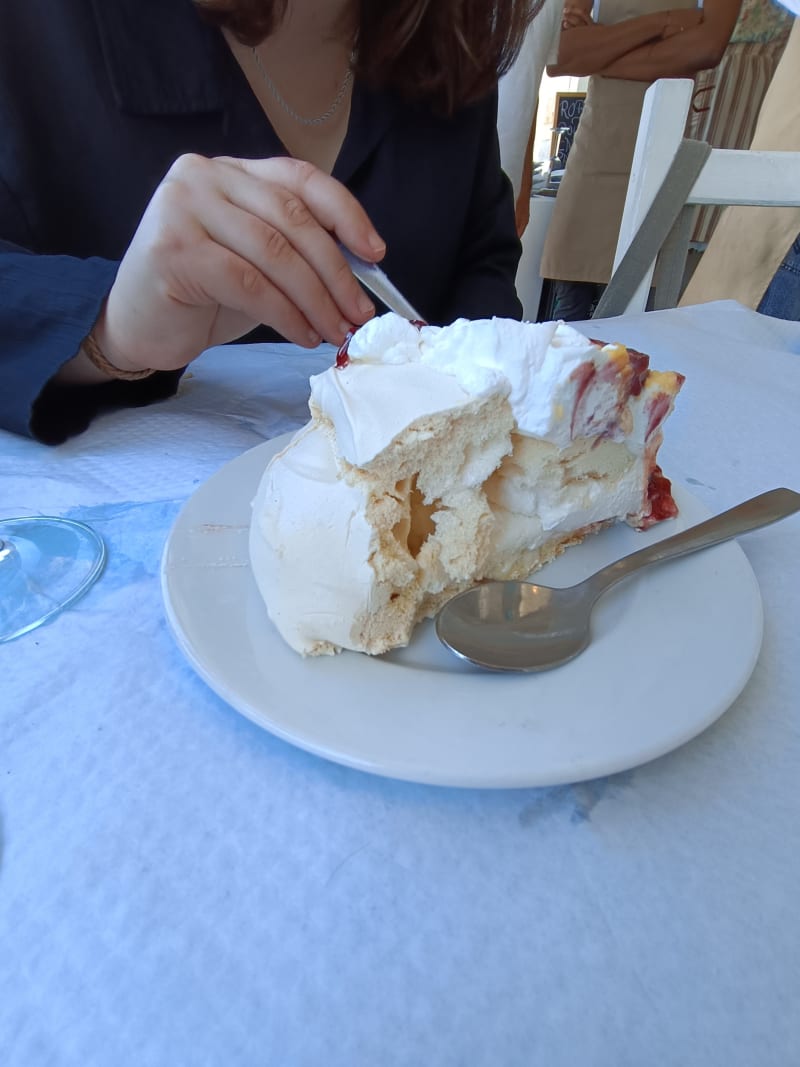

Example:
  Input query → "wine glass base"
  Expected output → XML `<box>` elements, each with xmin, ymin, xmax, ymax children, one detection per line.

<box><xmin>0</xmin><ymin>517</ymin><xmax>106</xmax><ymax>642</ymax></box>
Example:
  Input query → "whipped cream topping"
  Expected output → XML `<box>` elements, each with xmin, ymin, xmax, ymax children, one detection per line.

<box><xmin>310</xmin><ymin>361</ymin><xmax>479</xmax><ymax>469</ymax></box>
<box><xmin>316</xmin><ymin>314</ymin><xmax>653</xmax><ymax>458</ymax></box>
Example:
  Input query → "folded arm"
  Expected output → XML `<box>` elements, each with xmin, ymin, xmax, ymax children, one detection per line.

<box><xmin>547</xmin><ymin>8</ymin><xmax>677</xmax><ymax>76</ymax></box>
<box><xmin>599</xmin><ymin>0</ymin><xmax>742</xmax><ymax>80</ymax></box>
<box><xmin>548</xmin><ymin>0</ymin><xmax>742</xmax><ymax>80</ymax></box>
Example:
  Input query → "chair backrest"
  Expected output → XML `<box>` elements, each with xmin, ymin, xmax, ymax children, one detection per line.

<box><xmin>602</xmin><ymin>78</ymin><xmax>800</xmax><ymax>317</ymax></box>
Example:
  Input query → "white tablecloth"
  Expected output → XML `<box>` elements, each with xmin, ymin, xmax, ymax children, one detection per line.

<box><xmin>2</xmin><ymin>301</ymin><xmax>799</xmax><ymax>1067</ymax></box>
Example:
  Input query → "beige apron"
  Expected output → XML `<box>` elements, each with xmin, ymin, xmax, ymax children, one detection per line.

<box><xmin>680</xmin><ymin>19</ymin><xmax>800</xmax><ymax>310</ymax></box>
<box><xmin>540</xmin><ymin>0</ymin><xmax>697</xmax><ymax>284</ymax></box>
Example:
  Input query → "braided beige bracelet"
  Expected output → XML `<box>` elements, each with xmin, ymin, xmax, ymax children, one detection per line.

<box><xmin>82</xmin><ymin>331</ymin><xmax>156</xmax><ymax>381</ymax></box>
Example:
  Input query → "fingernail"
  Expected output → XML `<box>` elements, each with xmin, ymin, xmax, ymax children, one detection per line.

<box><xmin>356</xmin><ymin>294</ymin><xmax>375</xmax><ymax>318</ymax></box>
<box><xmin>368</xmin><ymin>235</ymin><xmax>386</xmax><ymax>255</ymax></box>
<box><xmin>308</xmin><ymin>329</ymin><xmax>321</xmax><ymax>346</ymax></box>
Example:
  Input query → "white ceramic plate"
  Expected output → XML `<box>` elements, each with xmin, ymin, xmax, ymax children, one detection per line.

<box><xmin>161</xmin><ymin>436</ymin><xmax>763</xmax><ymax>788</ymax></box>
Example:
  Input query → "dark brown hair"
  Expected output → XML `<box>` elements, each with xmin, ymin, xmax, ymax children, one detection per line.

<box><xmin>195</xmin><ymin>0</ymin><xmax>543</xmax><ymax>114</ymax></box>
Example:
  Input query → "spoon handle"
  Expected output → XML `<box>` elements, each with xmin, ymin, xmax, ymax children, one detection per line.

<box><xmin>338</xmin><ymin>245</ymin><xmax>425</xmax><ymax>322</ymax></box>
<box><xmin>584</xmin><ymin>487</ymin><xmax>800</xmax><ymax>600</ymax></box>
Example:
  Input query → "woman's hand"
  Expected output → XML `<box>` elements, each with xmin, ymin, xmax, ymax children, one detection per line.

<box><xmin>93</xmin><ymin>154</ymin><xmax>385</xmax><ymax>376</ymax></box>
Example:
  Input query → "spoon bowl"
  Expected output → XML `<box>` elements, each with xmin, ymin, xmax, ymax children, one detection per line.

<box><xmin>436</xmin><ymin>487</ymin><xmax>800</xmax><ymax>673</ymax></box>
<box><xmin>436</xmin><ymin>581</ymin><xmax>595</xmax><ymax>672</ymax></box>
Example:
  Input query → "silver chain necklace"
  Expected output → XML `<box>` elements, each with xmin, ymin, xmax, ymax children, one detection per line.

<box><xmin>250</xmin><ymin>47</ymin><xmax>354</xmax><ymax>127</ymax></box>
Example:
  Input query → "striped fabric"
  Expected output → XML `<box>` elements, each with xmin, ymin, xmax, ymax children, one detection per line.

<box><xmin>686</xmin><ymin>33</ymin><xmax>791</xmax><ymax>244</ymax></box>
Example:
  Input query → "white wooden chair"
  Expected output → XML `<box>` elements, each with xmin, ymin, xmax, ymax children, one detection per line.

<box><xmin>593</xmin><ymin>78</ymin><xmax>800</xmax><ymax>318</ymax></box>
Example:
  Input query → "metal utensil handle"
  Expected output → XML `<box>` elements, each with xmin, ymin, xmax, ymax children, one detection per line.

<box><xmin>585</xmin><ymin>487</ymin><xmax>800</xmax><ymax>600</ymax></box>
<box><xmin>338</xmin><ymin>245</ymin><xmax>425</xmax><ymax>322</ymax></box>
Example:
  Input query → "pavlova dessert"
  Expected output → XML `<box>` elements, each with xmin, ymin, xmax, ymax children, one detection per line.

<box><xmin>250</xmin><ymin>314</ymin><xmax>683</xmax><ymax>656</ymax></box>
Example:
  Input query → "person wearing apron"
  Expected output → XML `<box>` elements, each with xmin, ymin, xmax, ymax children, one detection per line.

<box><xmin>540</xmin><ymin>0</ymin><xmax>741</xmax><ymax>319</ymax></box>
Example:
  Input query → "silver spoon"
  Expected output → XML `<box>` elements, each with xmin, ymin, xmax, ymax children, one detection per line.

<box><xmin>436</xmin><ymin>487</ymin><xmax>800</xmax><ymax>673</ymax></box>
<box><xmin>339</xmin><ymin>245</ymin><xmax>425</xmax><ymax>321</ymax></box>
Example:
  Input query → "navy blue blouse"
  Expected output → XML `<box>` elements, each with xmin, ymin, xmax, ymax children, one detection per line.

<box><xmin>0</xmin><ymin>0</ymin><xmax>522</xmax><ymax>441</ymax></box>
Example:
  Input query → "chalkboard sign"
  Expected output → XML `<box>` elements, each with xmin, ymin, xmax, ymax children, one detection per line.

<box><xmin>550</xmin><ymin>91</ymin><xmax>586</xmax><ymax>174</ymax></box>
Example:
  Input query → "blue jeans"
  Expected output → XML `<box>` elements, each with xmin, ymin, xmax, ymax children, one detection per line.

<box><xmin>552</xmin><ymin>280</ymin><xmax>605</xmax><ymax>321</ymax></box>
<box><xmin>757</xmin><ymin>233</ymin><xmax>800</xmax><ymax>322</ymax></box>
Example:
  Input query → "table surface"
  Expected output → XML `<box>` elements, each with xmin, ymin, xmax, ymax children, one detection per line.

<box><xmin>2</xmin><ymin>301</ymin><xmax>799</xmax><ymax>1067</ymax></box>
